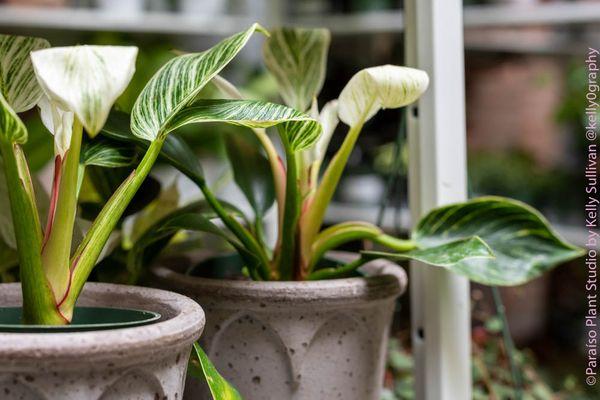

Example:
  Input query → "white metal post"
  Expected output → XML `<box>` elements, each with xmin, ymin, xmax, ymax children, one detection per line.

<box><xmin>404</xmin><ymin>1</ymin><xmax>471</xmax><ymax>399</ymax></box>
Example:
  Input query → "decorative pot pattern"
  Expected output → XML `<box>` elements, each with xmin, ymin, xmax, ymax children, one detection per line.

<box><xmin>152</xmin><ymin>255</ymin><xmax>406</xmax><ymax>400</ymax></box>
<box><xmin>0</xmin><ymin>283</ymin><xmax>205</xmax><ymax>400</ymax></box>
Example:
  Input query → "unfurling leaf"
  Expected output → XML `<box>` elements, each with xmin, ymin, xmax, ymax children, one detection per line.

<box><xmin>131</xmin><ymin>23</ymin><xmax>267</xmax><ymax>141</ymax></box>
<box><xmin>338</xmin><ymin>65</ymin><xmax>429</xmax><ymax>127</ymax></box>
<box><xmin>264</xmin><ymin>27</ymin><xmax>330</xmax><ymax>111</ymax></box>
<box><xmin>38</xmin><ymin>95</ymin><xmax>74</xmax><ymax>158</ymax></box>
<box><xmin>302</xmin><ymin>99</ymin><xmax>339</xmax><ymax>166</ymax></box>
<box><xmin>31</xmin><ymin>45</ymin><xmax>138</xmax><ymax>136</ymax></box>
<box><xmin>412</xmin><ymin>197</ymin><xmax>584</xmax><ymax>285</ymax></box>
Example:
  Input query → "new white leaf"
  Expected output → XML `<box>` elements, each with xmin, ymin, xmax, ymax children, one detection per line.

<box><xmin>38</xmin><ymin>95</ymin><xmax>74</xmax><ymax>158</ymax></box>
<box><xmin>31</xmin><ymin>45</ymin><xmax>138</xmax><ymax>137</ymax></box>
<box><xmin>338</xmin><ymin>65</ymin><xmax>429</xmax><ymax>127</ymax></box>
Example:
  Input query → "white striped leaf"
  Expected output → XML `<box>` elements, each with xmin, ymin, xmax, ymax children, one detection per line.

<box><xmin>263</xmin><ymin>27</ymin><xmax>330</xmax><ymax>112</ymax></box>
<box><xmin>131</xmin><ymin>24</ymin><xmax>267</xmax><ymax>141</ymax></box>
<box><xmin>338</xmin><ymin>65</ymin><xmax>429</xmax><ymax>127</ymax></box>
<box><xmin>31</xmin><ymin>45</ymin><xmax>138</xmax><ymax>137</ymax></box>
<box><xmin>0</xmin><ymin>34</ymin><xmax>50</xmax><ymax>113</ymax></box>
<box><xmin>412</xmin><ymin>197</ymin><xmax>584</xmax><ymax>285</ymax></box>
<box><xmin>81</xmin><ymin>139</ymin><xmax>136</xmax><ymax>168</ymax></box>
<box><xmin>166</xmin><ymin>99</ymin><xmax>322</xmax><ymax>152</ymax></box>
<box><xmin>0</xmin><ymin>34</ymin><xmax>49</xmax><ymax>143</ymax></box>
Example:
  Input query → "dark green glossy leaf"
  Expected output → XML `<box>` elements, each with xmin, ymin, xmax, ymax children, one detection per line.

<box><xmin>127</xmin><ymin>201</ymin><xmax>255</xmax><ymax>282</ymax></box>
<box><xmin>189</xmin><ymin>343</ymin><xmax>242</xmax><ymax>400</ymax></box>
<box><xmin>225</xmin><ymin>132</ymin><xmax>275</xmax><ymax>218</ymax></box>
<box><xmin>363</xmin><ymin>236</ymin><xmax>494</xmax><ymax>267</ymax></box>
<box><xmin>412</xmin><ymin>196</ymin><xmax>584</xmax><ymax>285</ymax></box>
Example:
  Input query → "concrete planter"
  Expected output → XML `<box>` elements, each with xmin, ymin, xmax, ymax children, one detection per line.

<box><xmin>0</xmin><ymin>283</ymin><xmax>205</xmax><ymax>400</ymax></box>
<box><xmin>152</xmin><ymin>253</ymin><xmax>406</xmax><ymax>400</ymax></box>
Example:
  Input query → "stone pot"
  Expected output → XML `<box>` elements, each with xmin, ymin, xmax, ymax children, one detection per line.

<box><xmin>152</xmin><ymin>252</ymin><xmax>407</xmax><ymax>400</ymax></box>
<box><xmin>0</xmin><ymin>282</ymin><xmax>205</xmax><ymax>400</ymax></box>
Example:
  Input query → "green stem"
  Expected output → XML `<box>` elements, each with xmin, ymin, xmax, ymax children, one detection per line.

<box><xmin>198</xmin><ymin>181</ymin><xmax>271</xmax><ymax>280</ymax></box>
<box><xmin>61</xmin><ymin>138</ymin><xmax>165</xmax><ymax>316</ymax></box>
<box><xmin>307</xmin><ymin>256</ymin><xmax>369</xmax><ymax>280</ymax></box>
<box><xmin>372</xmin><ymin>235</ymin><xmax>416</xmax><ymax>252</ymax></box>
<box><xmin>41</xmin><ymin>119</ymin><xmax>83</xmax><ymax>303</ymax></box>
<box><xmin>492</xmin><ymin>286</ymin><xmax>523</xmax><ymax>399</ymax></box>
<box><xmin>277</xmin><ymin>134</ymin><xmax>301</xmax><ymax>280</ymax></box>
<box><xmin>0</xmin><ymin>140</ymin><xmax>62</xmax><ymax>324</ymax></box>
<box><xmin>300</xmin><ymin>122</ymin><xmax>364</xmax><ymax>263</ymax></box>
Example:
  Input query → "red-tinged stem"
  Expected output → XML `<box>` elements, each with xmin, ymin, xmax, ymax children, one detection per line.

<box><xmin>42</xmin><ymin>155</ymin><xmax>63</xmax><ymax>248</ymax></box>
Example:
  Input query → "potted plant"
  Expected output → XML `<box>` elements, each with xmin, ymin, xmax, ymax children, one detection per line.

<box><xmin>98</xmin><ymin>27</ymin><xmax>584</xmax><ymax>399</ymax></box>
<box><xmin>0</xmin><ymin>26</ymin><xmax>277</xmax><ymax>398</ymax></box>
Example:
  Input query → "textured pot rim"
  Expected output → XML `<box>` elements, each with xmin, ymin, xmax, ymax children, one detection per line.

<box><xmin>0</xmin><ymin>282</ymin><xmax>204</xmax><ymax>362</ymax></box>
<box><xmin>152</xmin><ymin>252</ymin><xmax>407</xmax><ymax>305</ymax></box>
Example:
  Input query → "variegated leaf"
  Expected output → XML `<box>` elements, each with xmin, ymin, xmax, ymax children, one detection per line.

<box><xmin>412</xmin><ymin>197</ymin><xmax>584</xmax><ymax>285</ymax></box>
<box><xmin>263</xmin><ymin>27</ymin><xmax>330</xmax><ymax>112</ymax></box>
<box><xmin>0</xmin><ymin>94</ymin><xmax>27</xmax><ymax>143</ymax></box>
<box><xmin>338</xmin><ymin>65</ymin><xmax>429</xmax><ymax>127</ymax></box>
<box><xmin>131</xmin><ymin>24</ymin><xmax>267</xmax><ymax>141</ymax></box>
<box><xmin>81</xmin><ymin>138</ymin><xmax>136</xmax><ymax>168</ymax></box>
<box><xmin>364</xmin><ymin>236</ymin><xmax>494</xmax><ymax>268</ymax></box>
<box><xmin>0</xmin><ymin>34</ymin><xmax>50</xmax><ymax>113</ymax></box>
<box><xmin>166</xmin><ymin>99</ymin><xmax>321</xmax><ymax>152</ymax></box>
<box><xmin>31</xmin><ymin>45</ymin><xmax>138</xmax><ymax>137</ymax></box>
<box><xmin>38</xmin><ymin>95</ymin><xmax>74</xmax><ymax>157</ymax></box>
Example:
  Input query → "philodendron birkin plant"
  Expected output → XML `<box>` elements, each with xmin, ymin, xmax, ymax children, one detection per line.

<box><xmin>123</xmin><ymin>27</ymin><xmax>583</xmax><ymax>287</ymax></box>
<box><xmin>2</xmin><ymin>24</ymin><xmax>335</xmax><ymax>328</ymax></box>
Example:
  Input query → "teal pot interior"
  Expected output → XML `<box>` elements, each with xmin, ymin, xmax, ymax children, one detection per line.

<box><xmin>0</xmin><ymin>307</ymin><xmax>160</xmax><ymax>333</ymax></box>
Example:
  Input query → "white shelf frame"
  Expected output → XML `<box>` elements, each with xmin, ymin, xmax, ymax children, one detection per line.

<box><xmin>0</xmin><ymin>2</ymin><xmax>599</xmax><ymax>36</ymax></box>
<box><xmin>405</xmin><ymin>0</ymin><xmax>471</xmax><ymax>398</ymax></box>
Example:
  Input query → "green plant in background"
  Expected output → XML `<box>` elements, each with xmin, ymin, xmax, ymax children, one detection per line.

<box><xmin>117</xmin><ymin>26</ymin><xmax>583</xmax><ymax>287</ymax></box>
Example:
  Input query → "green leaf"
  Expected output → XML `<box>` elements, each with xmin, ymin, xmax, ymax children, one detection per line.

<box><xmin>102</xmin><ymin>110</ymin><xmax>204</xmax><ymax>185</ymax></box>
<box><xmin>131</xmin><ymin>24</ymin><xmax>267</xmax><ymax>141</ymax></box>
<box><xmin>0</xmin><ymin>34</ymin><xmax>50</xmax><ymax>113</ymax></box>
<box><xmin>412</xmin><ymin>196</ymin><xmax>584</xmax><ymax>285</ymax></box>
<box><xmin>225</xmin><ymin>132</ymin><xmax>275</xmax><ymax>219</ymax></box>
<box><xmin>81</xmin><ymin>138</ymin><xmax>136</xmax><ymax>168</ymax></box>
<box><xmin>31</xmin><ymin>45</ymin><xmax>138</xmax><ymax>137</ymax></box>
<box><xmin>189</xmin><ymin>343</ymin><xmax>242</xmax><ymax>400</ymax></box>
<box><xmin>338</xmin><ymin>65</ymin><xmax>429</xmax><ymax>127</ymax></box>
<box><xmin>129</xmin><ymin>209</ymin><xmax>259</xmax><ymax>280</ymax></box>
<box><xmin>166</xmin><ymin>99</ymin><xmax>322</xmax><ymax>152</ymax></box>
<box><xmin>363</xmin><ymin>236</ymin><xmax>494</xmax><ymax>267</ymax></box>
<box><xmin>263</xmin><ymin>27</ymin><xmax>330</xmax><ymax>111</ymax></box>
